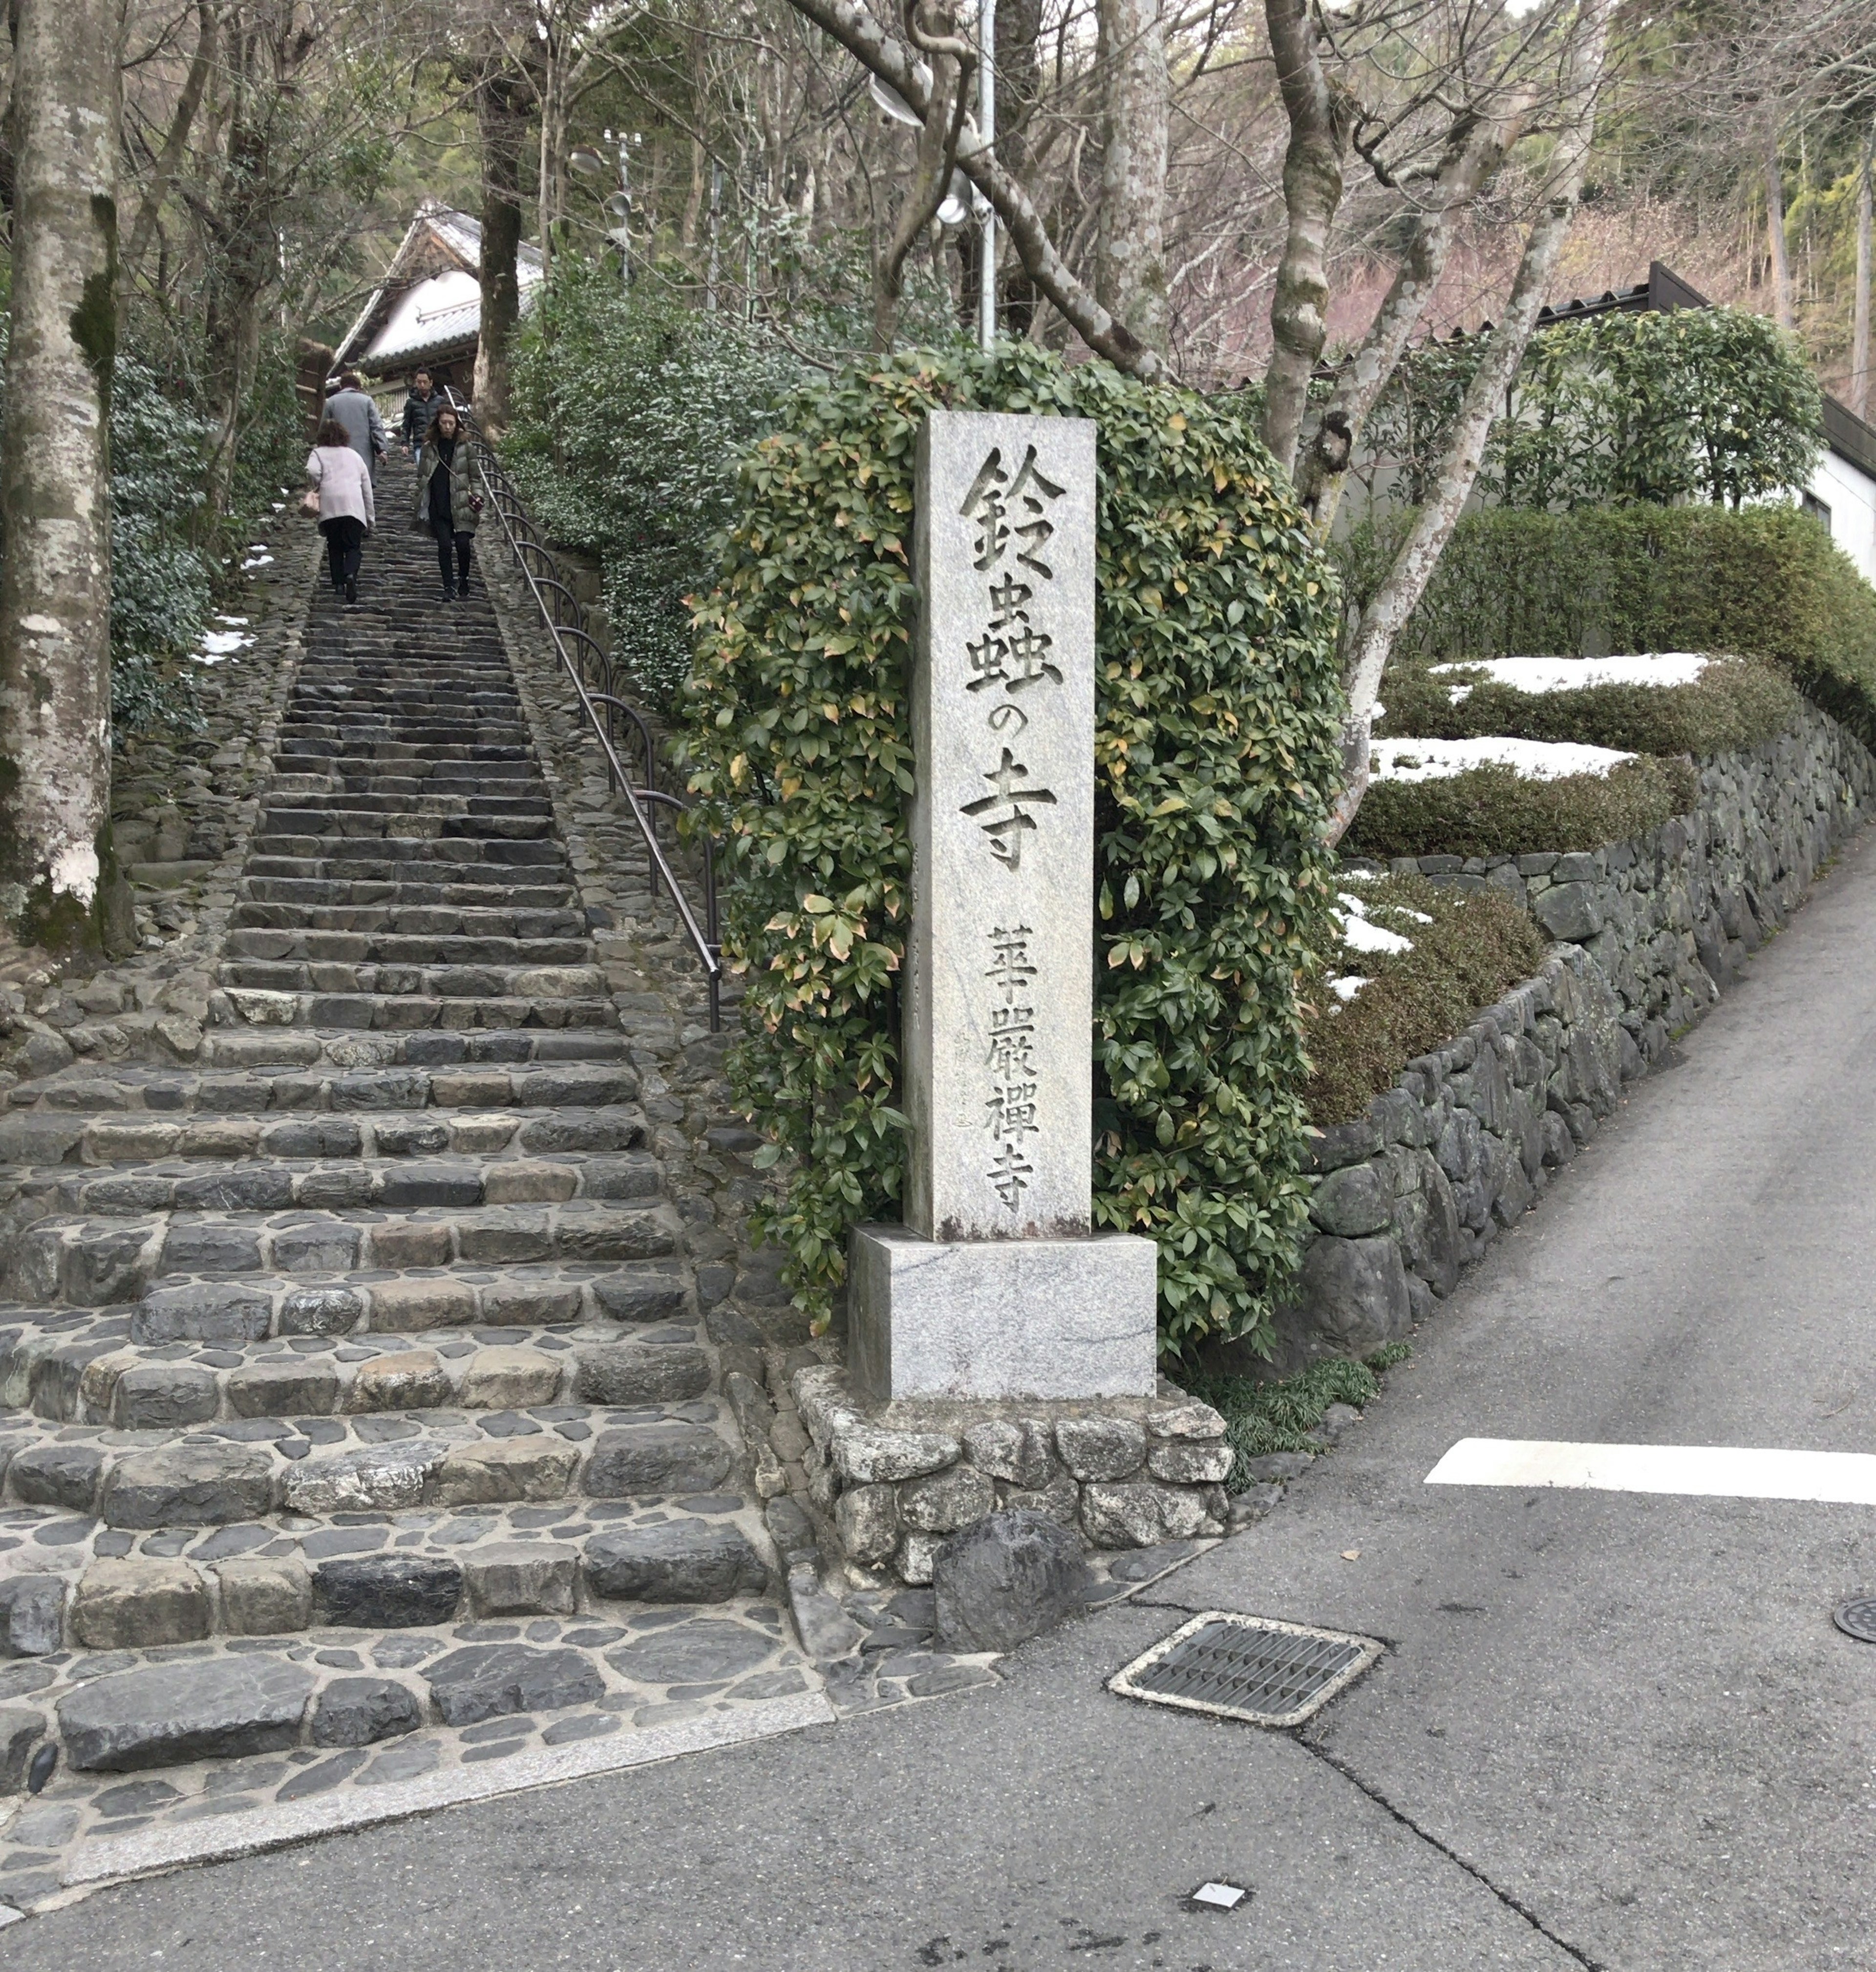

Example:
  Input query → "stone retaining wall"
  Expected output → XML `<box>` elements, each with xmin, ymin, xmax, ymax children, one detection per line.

<box><xmin>0</xmin><ymin>514</ymin><xmax>321</xmax><ymax>1086</ymax></box>
<box><xmin>1265</xmin><ymin>699</ymin><xmax>1876</xmax><ymax>1374</ymax></box>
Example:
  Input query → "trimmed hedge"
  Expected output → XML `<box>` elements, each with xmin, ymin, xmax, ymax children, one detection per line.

<box><xmin>1302</xmin><ymin>876</ymin><xmax>1549</xmax><ymax>1123</ymax></box>
<box><xmin>1379</xmin><ymin>654</ymin><xmax>1797</xmax><ymax>757</ymax></box>
<box><xmin>1339</xmin><ymin>504</ymin><xmax>1876</xmax><ymax>746</ymax></box>
<box><xmin>677</xmin><ymin>342</ymin><xmax>1344</xmax><ymax>1356</ymax></box>
<box><xmin>1343</xmin><ymin>756</ymin><xmax>1699</xmax><ymax>860</ymax></box>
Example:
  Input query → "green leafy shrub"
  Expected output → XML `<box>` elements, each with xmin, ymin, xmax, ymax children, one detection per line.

<box><xmin>1378</xmin><ymin>654</ymin><xmax>1798</xmax><ymax>757</ymax></box>
<box><xmin>1492</xmin><ymin>306</ymin><xmax>1822</xmax><ymax>512</ymax></box>
<box><xmin>1301</xmin><ymin>876</ymin><xmax>1549</xmax><ymax>1124</ymax></box>
<box><xmin>505</xmin><ymin>260</ymin><xmax>801</xmax><ymax>709</ymax></box>
<box><xmin>677</xmin><ymin>342</ymin><xmax>1344</xmax><ymax>1357</ymax></box>
<box><xmin>1337</xmin><ymin>504</ymin><xmax>1876</xmax><ymax>747</ymax></box>
<box><xmin>1343</xmin><ymin>756</ymin><xmax>1697</xmax><ymax>861</ymax></box>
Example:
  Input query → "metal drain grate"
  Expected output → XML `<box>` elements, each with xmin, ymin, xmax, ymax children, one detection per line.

<box><xmin>1110</xmin><ymin>1612</ymin><xmax>1384</xmax><ymax>1727</ymax></box>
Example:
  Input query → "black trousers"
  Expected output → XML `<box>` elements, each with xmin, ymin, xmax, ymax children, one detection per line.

<box><xmin>432</xmin><ymin>516</ymin><xmax>474</xmax><ymax>587</ymax></box>
<box><xmin>320</xmin><ymin>515</ymin><xmax>364</xmax><ymax>588</ymax></box>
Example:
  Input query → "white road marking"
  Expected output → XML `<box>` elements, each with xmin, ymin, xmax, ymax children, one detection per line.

<box><xmin>1425</xmin><ymin>1437</ymin><xmax>1876</xmax><ymax>1504</ymax></box>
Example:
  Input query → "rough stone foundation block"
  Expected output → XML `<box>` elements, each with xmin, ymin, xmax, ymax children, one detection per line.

<box><xmin>848</xmin><ymin>1224</ymin><xmax>1157</xmax><ymax>1402</ymax></box>
<box><xmin>217</xmin><ymin>1557</ymin><xmax>313</xmax><ymax>1635</ymax></box>
<box><xmin>933</xmin><ymin>1508</ymin><xmax>1092</xmax><ymax>1653</ymax></box>
<box><xmin>71</xmin><ymin>1560</ymin><xmax>210</xmax><ymax>1650</ymax></box>
<box><xmin>464</xmin><ymin>1542</ymin><xmax>580</xmax><ymax>1616</ymax></box>
<box><xmin>0</xmin><ymin>1573</ymin><xmax>67</xmax><ymax>1656</ymax></box>
<box><xmin>57</xmin><ymin>1658</ymin><xmax>317</xmax><ymax>1772</ymax></box>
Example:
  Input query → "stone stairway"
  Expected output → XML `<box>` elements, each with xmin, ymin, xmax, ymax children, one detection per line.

<box><xmin>0</xmin><ymin>458</ymin><xmax>784</xmax><ymax>1791</ymax></box>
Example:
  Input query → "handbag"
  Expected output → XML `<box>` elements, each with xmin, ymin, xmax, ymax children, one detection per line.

<box><xmin>299</xmin><ymin>486</ymin><xmax>320</xmax><ymax>518</ymax></box>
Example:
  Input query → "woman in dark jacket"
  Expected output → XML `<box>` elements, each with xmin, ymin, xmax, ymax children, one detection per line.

<box><xmin>412</xmin><ymin>405</ymin><xmax>480</xmax><ymax>600</ymax></box>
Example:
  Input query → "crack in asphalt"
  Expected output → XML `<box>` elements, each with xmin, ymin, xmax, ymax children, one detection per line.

<box><xmin>1296</xmin><ymin>1736</ymin><xmax>1610</xmax><ymax>1972</ymax></box>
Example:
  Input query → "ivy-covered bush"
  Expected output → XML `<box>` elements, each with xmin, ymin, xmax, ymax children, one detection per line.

<box><xmin>504</xmin><ymin>260</ymin><xmax>801</xmax><ymax>709</ymax></box>
<box><xmin>1338</xmin><ymin>504</ymin><xmax>1876</xmax><ymax>747</ymax></box>
<box><xmin>677</xmin><ymin>343</ymin><xmax>1344</xmax><ymax>1359</ymax></box>
<box><xmin>1378</xmin><ymin>654</ymin><xmax>1798</xmax><ymax>757</ymax></box>
<box><xmin>1343</xmin><ymin>756</ymin><xmax>1698</xmax><ymax>860</ymax></box>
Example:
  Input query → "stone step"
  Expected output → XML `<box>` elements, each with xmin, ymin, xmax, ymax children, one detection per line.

<box><xmin>5</xmin><ymin>1257</ymin><xmax>685</xmax><ymax>1350</ymax></box>
<box><xmin>220</xmin><ymin>987</ymin><xmax>618</xmax><ymax>1032</ymax></box>
<box><xmin>0</xmin><ymin>1400</ymin><xmax>739</xmax><ymax>1524</ymax></box>
<box><xmin>6</xmin><ymin>1200</ymin><xmax>682</xmax><ymax>1307</ymax></box>
<box><xmin>238</xmin><ymin>876</ymin><xmax>578</xmax><ymax>910</ymax></box>
<box><xmin>3</xmin><ymin>1057</ymin><xmax>640</xmax><ymax>1119</ymax></box>
<box><xmin>226</xmin><ymin>929</ymin><xmax>589</xmax><ymax>966</ymax></box>
<box><xmin>0</xmin><ymin>1505</ymin><xmax>775</xmax><ymax>1680</ymax></box>
<box><xmin>3</xmin><ymin>1316</ymin><xmax>709</xmax><ymax>1423</ymax></box>
<box><xmin>220</xmin><ymin>960</ymin><xmax>607</xmax><ymax>1001</ymax></box>
<box><xmin>230</xmin><ymin>903</ymin><xmax>587</xmax><ymax>939</ymax></box>
<box><xmin>247</xmin><ymin>836</ymin><xmax>567</xmax><ymax>868</ymax></box>
<box><xmin>197</xmin><ymin>1027</ymin><xmax>633</xmax><ymax>1072</ymax></box>
<box><xmin>10</xmin><ymin>1146</ymin><xmax>661</xmax><ymax>1217</ymax></box>
<box><xmin>260</xmin><ymin>793</ymin><xmax>554</xmax><ymax>821</ymax></box>
<box><xmin>2</xmin><ymin>1105</ymin><xmax>647</xmax><ymax>1171</ymax></box>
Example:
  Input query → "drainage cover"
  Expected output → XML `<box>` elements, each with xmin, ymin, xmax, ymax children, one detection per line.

<box><xmin>1110</xmin><ymin>1612</ymin><xmax>1383</xmax><ymax>1727</ymax></box>
<box><xmin>1833</xmin><ymin>1597</ymin><xmax>1876</xmax><ymax>1643</ymax></box>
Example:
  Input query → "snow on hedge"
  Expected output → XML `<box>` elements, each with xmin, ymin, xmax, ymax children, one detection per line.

<box><xmin>1372</xmin><ymin>736</ymin><xmax>1637</xmax><ymax>783</ymax></box>
<box><xmin>1430</xmin><ymin>653</ymin><xmax>1711</xmax><ymax>702</ymax></box>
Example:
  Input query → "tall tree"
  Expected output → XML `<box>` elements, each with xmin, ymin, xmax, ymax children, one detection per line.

<box><xmin>1330</xmin><ymin>0</ymin><xmax>1617</xmax><ymax>845</ymax></box>
<box><xmin>1095</xmin><ymin>0</ymin><xmax>1168</xmax><ymax>351</ymax></box>
<box><xmin>0</xmin><ymin>0</ymin><xmax>134</xmax><ymax>955</ymax></box>
<box><xmin>1260</xmin><ymin>0</ymin><xmax>1348</xmax><ymax>472</ymax></box>
<box><xmin>473</xmin><ymin>62</ymin><xmax>534</xmax><ymax>432</ymax></box>
<box><xmin>1765</xmin><ymin>133</ymin><xmax>1795</xmax><ymax>328</ymax></box>
<box><xmin>1854</xmin><ymin>119</ymin><xmax>1872</xmax><ymax>418</ymax></box>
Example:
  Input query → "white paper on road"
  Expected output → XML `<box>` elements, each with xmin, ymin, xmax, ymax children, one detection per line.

<box><xmin>1425</xmin><ymin>1437</ymin><xmax>1876</xmax><ymax>1505</ymax></box>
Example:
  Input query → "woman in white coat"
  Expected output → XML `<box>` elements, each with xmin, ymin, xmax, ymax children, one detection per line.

<box><xmin>306</xmin><ymin>416</ymin><xmax>375</xmax><ymax>603</ymax></box>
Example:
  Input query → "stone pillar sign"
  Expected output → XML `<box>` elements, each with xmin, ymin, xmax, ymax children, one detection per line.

<box><xmin>849</xmin><ymin>409</ymin><xmax>1158</xmax><ymax>1403</ymax></box>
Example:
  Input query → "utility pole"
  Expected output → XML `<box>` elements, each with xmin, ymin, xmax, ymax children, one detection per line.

<box><xmin>978</xmin><ymin>0</ymin><xmax>996</xmax><ymax>350</ymax></box>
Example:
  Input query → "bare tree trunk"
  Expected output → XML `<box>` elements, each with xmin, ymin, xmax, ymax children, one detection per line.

<box><xmin>1260</xmin><ymin>0</ymin><xmax>1347</xmax><ymax>475</ymax></box>
<box><xmin>996</xmin><ymin>0</ymin><xmax>1043</xmax><ymax>335</ymax></box>
<box><xmin>1765</xmin><ymin>133</ymin><xmax>1794</xmax><ymax>329</ymax></box>
<box><xmin>1297</xmin><ymin>95</ymin><xmax>1532</xmax><ymax>539</ymax></box>
<box><xmin>874</xmin><ymin>47</ymin><xmax>962</xmax><ymax>349</ymax></box>
<box><xmin>0</xmin><ymin>0</ymin><xmax>131</xmax><ymax>956</ymax></box>
<box><xmin>473</xmin><ymin>69</ymin><xmax>529</xmax><ymax>433</ymax></box>
<box><xmin>121</xmin><ymin>0</ymin><xmax>215</xmax><ymax>290</ymax></box>
<box><xmin>537</xmin><ymin>20</ymin><xmax>568</xmax><ymax>281</ymax></box>
<box><xmin>1326</xmin><ymin>0</ymin><xmax>1615</xmax><ymax>848</ymax></box>
<box><xmin>1854</xmin><ymin>122</ymin><xmax>1872</xmax><ymax>420</ymax></box>
<box><xmin>1094</xmin><ymin>0</ymin><xmax>1167</xmax><ymax>351</ymax></box>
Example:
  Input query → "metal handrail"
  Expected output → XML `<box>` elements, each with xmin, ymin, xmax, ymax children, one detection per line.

<box><xmin>442</xmin><ymin>388</ymin><xmax>723</xmax><ymax>1029</ymax></box>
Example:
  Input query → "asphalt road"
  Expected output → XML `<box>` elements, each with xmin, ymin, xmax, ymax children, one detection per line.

<box><xmin>15</xmin><ymin>832</ymin><xmax>1876</xmax><ymax>1971</ymax></box>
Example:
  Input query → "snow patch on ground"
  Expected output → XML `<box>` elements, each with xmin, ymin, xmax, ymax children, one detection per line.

<box><xmin>1431</xmin><ymin>653</ymin><xmax>1711</xmax><ymax>700</ymax></box>
<box><xmin>1373</xmin><ymin>736</ymin><xmax>1636</xmax><ymax>783</ymax></box>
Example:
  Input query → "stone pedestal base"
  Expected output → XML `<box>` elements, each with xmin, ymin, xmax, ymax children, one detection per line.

<box><xmin>848</xmin><ymin>1224</ymin><xmax>1158</xmax><ymax>1403</ymax></box>
<box><xmin>791</xmin><ymin>1364</ymin><xmax>1232</xmax><ymax>1587</ymax></box>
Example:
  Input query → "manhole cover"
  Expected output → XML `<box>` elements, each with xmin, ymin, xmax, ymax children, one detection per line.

<box><xmin>1833</xmin><ymin>1597</ymin><xmax>1876</xmax><ymax>1642</ymax></box>
<box><xmin>1110</xmin><ymin>1611</ymin><xmax>1383</xmax><ymax>1727</ymax></box>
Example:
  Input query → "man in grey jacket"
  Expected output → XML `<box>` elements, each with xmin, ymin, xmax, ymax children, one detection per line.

<box><xmin>323</xmin><ymin>371</ymin><xmax>386</xmax><ymax>473</ymax></box>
